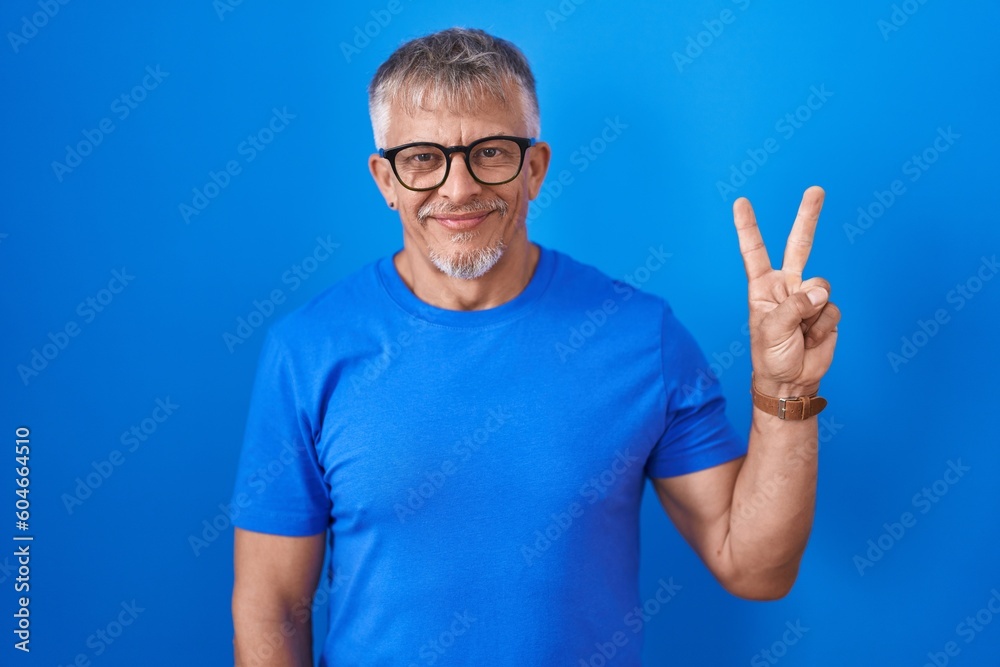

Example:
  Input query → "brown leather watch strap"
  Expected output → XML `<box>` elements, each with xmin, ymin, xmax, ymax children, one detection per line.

<box><xmin>750</xmin><ymin>375</ymin><xmax>827</xmax><ymax>420</ymax></box>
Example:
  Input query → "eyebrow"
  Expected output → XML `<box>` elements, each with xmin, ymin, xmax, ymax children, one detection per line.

<box><xmin>398</xmin><ymin>132</ymin><xmax>514</xmax><ymax>146</ymax></box>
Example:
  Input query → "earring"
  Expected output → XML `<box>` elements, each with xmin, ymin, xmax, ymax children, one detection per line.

<box><xmin>389</xmin><ymin>202</ymin><xmax>396</xmax><ymax>209</ymax></box>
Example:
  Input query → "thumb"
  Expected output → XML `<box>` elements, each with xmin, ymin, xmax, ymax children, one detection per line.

<box><xmin>763</xmin><ymin>287</ymin><xmax>828</xmax><ymax>339</ymax></box>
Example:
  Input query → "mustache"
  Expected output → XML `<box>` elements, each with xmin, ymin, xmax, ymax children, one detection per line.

<box><xmin>416</xmin><ymin>198</ymin><xmax>509</xmax><ymax>223</ymax></box>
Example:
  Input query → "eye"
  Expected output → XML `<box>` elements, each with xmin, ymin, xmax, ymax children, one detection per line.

<box><xmin>479</xmin><ymin>147</ymin><xmax>500</xmax><ymax>158</ymax></box>
<box><xmin>399</xmin><ymin>150</ymin><xmax>444</xmax><ymax>169</ymax></box>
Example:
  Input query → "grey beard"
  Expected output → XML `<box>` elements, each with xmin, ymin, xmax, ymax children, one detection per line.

<box><xmin>418</xmin><ymin>199</ymin><xmax>510</xmax><ymax>280</ymax></box>
<box><xmin>427</xmin><ymin>232</ymin><xmax>507</xmax><ymax>280</ymax></box>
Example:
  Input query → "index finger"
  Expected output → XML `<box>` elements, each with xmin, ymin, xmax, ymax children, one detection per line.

<box><xmin>733</xmin><ymin>196</ymin><xmax>771</xmax><ymax>281</ymax></box>
<box><xmin>781</xmin><ymin>185</ymin><xmax>826</xmax><ymax>276</ymax></box>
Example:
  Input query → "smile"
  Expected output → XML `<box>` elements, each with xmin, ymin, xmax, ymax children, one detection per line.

<box><xmin>430</xmin><ymin>211</ymin><xmax>493</xmax><ymax>231</ymax></box>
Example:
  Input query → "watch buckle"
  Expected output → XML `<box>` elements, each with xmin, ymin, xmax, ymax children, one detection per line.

<box><xmin>777</xmin><ymin>396</ymin><xmax>804</xmax><ymax>420</ymax></box>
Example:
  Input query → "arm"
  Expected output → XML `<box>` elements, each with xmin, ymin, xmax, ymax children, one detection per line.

<box><xmin>653</xmin><ymin>186</ymin><xmax>840</xmax><ymax>600</ymax></box>
<box><xmin>233</xmin><ymin>528</ymin><xmax>326</xmax><ymax>666</ymax></box>
<box><xmin>652</xmin><ymin>411</ymin><xmax>818</xmax><ymax>600</ymax></box>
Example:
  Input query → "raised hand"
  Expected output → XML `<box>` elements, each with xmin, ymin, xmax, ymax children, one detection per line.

<box><xmin>733</xmin><ymin>186</ymin><xmax>841</xmax><ymax>398</ymax></box>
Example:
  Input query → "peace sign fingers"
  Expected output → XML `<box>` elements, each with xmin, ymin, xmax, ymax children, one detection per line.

<box><xmin>731</xmin><ymin>185</ymin><xmax>839</xmax><ymax>395</ymax></box>
<box><xmin>733</xmin><ymin>196</ymin><xmax>772</xmax><ymax>282</ymax></box>
<box><xmin>780</xmin><ymin>185</ymin><xmax>825</xmax><ymax>277</ymax></box>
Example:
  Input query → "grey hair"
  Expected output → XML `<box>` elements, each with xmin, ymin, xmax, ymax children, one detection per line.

<box><xmin>368</xmin><ymin>27</ymin><xmax>541</xmax><ymax>148</ymax></box>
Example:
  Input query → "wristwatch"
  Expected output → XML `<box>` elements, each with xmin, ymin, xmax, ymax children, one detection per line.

<box><xmin>750</xmin><ymin>374</ymin><xmax>827</xmax><ymax>420</ymax></box>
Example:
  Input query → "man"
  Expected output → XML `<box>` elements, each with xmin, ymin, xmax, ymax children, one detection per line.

<box><xmin>230</xmin><ymin>27</ymin><xmax>840</xmax><ymax>666</ymax></box>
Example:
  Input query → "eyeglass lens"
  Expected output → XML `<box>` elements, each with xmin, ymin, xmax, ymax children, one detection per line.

<box><xmin>393</xmin><ymin>138</ymin><xmax>524</xmax><ymax>189</ymax></box>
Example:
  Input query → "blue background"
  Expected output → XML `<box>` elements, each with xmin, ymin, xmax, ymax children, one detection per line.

<box><xmin>2</xmin><ymin>1</ymin><xmax>998</xmax><ymax>665</ymax></box>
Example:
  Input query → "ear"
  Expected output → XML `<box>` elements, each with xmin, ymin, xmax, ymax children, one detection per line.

<box><xmin>369</xmin><ymin>153</ymin><xmax>398</xmax><ymax>208</ymax></box>
<box><xmin>524</xmin><ymin>141</ymin><xmax>552</xmax><ymax>200</ymax></box>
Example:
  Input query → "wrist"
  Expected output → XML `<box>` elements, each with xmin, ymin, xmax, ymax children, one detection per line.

<box><xmin>751</xmin><ymin>374</ymin><xmax>818</xmax><ymax>399</ymax></box>
<box><xmin>750</xmin><ymin>373</ymin><xmax>827</xmax><ymax>421</ymax></box>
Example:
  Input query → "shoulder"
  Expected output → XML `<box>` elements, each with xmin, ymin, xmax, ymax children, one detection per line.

<box><xmin>546</xmin><ymin>246</ymin><xmax>709</xmax><ymax>364</ymax></box>
<box><xmin>265</xmin><ymin>254</ymin><xmax>387</xmax><ymax>350</ymax></box>
<box><xmin>544</xmin><ymin>245</ymin><xmax>672</xmax><ymax>320</ymax></box>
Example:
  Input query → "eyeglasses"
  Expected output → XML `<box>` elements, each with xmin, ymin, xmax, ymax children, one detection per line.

<box><xmin>379</xmin><ymin>135</ymin><xmax>536</xmax><ymax>192</ymax></box>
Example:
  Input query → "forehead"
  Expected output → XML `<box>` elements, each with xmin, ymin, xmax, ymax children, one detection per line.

<box><xmin>385</xmin><ymin>83</ymin><xmax>528</xmax><ymax>145</ymax></box>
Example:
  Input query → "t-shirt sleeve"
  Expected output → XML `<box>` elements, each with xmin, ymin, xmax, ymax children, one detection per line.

<box><xmin>230</xmin><ymin>327</ymin><xmax>331</xmax><ymax>536</ymax></box>
<box><xmin>644</xmin><ymin>304</ymin><xmax>748</xmax><ymax>479</ymax></box>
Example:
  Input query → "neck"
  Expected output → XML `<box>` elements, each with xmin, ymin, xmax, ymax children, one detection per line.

<box><xmin>393</xmin><ymin>237</ymin><xmax>540</xmax><ymax>311</ymax></box>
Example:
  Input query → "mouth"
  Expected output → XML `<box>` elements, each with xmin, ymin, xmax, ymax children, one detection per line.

<box><xmin>429</xmin><ymin>210</ymin><xmax>493</xmax><ymax>231</ymax></box>
<box><xmin>417</xmin><ymin>198</ymin><xmax>509</xmax><ymax>234</ymax></box>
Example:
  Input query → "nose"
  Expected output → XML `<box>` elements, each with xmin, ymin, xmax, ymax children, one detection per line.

<box><xmin>436</xmin><ymin>152</ymin><xmax>483</xmax><ymax>202</ymax></box>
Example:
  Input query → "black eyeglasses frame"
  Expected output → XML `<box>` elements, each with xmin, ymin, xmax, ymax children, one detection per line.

<box><xmin>378</xmin><ymin>135</ymin><xmax>537</xmax><ymax>192</ymax></box>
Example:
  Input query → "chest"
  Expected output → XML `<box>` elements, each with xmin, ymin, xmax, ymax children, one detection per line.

<box><xmin>314</xmin><ymin>323</ymin><xmax>664</xmax><ymax>533</ymax></box>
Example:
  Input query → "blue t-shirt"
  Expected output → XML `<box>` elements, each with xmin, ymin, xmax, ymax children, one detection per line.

<box><xmin>230</xmin><ymin>242</ymin><xmax>747</xmax><ymax>665</ymax></box>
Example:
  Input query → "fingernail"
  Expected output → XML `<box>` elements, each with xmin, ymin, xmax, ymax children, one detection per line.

<box><xmin>807</xmin><ymin>288</ymin><xmax>828</xmax><ymax>305</ymax></box>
